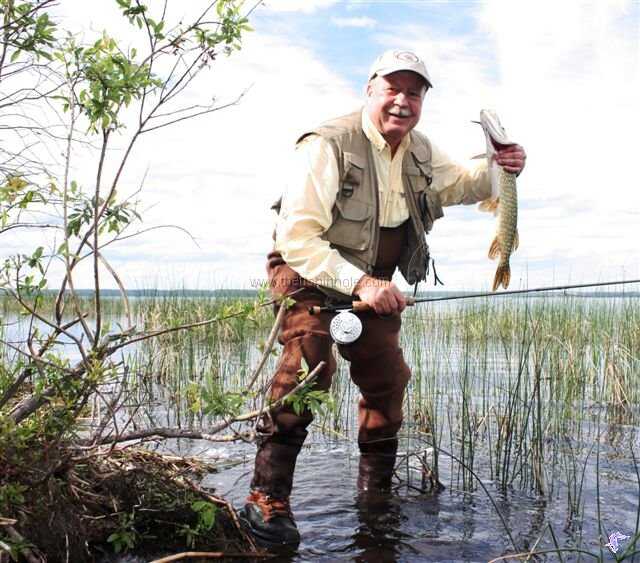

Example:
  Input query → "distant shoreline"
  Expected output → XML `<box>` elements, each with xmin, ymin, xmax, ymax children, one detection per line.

<box><xmin>2</xmin><ymin>289</ymin><xmax>639</xmax><ymax>299</ymax></box>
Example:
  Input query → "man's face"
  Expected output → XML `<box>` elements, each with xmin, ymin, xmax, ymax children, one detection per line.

<box><xmin>366</xmin><ymin>71</ymin><xmax>426</xmax><ymax>150</ymax></box>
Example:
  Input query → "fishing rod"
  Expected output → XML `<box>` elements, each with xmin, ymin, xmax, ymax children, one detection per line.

<box><xmin>309</xmin><ymin>278</ymin><xmax>640</xmax><ymax>344</ymax></box>
<box><xmin>310</xmin><ymin>278</ymin><xmax>640</xmax><ymax>315</ymax></box>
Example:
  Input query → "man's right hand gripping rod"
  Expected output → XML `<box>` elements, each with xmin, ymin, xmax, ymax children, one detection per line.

<box><xmin>308</xmin><ymin>298</ymin><xmax>417</xmax><ymax>315</ymax></box>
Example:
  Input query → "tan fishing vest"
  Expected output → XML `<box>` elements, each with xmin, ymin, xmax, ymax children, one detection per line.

<box><xmin>274</xmin><ymin>110</ymin><xmax>444</xmax><ymax>300</ymax></box>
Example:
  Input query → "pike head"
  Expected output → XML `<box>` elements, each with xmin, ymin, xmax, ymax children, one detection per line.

<box><xmin>474</xmin><ymin>109</ymin><xmax>515</xmax><ymax>156</ymax></box>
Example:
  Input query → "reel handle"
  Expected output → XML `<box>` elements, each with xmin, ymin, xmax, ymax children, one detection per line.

<box><xmin>308</xmin><ymin>297</ymin><xmax>416</xmax><ymax>315</ymax></box>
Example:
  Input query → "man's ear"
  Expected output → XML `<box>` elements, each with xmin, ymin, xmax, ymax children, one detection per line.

<box><xmin>365</xmin><ymin>79</ymin><xmax>374</xmax><ymax>98</ymax></box>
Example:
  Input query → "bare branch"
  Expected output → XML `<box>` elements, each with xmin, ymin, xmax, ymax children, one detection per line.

<box><xmin>94</xmin><ymin>247</ymin><xmax>132</xmax><ymax>330</ymax></box>
<box><xmin>86</xmin><ymin>360</ymin><xmax>326</xmax><ymax>447</ymax></box>
<box><xmin>0</xmin><ymin>336</ymin><xmax>74</xmax><ymax>376</ymax></box>
<box><xmin>141</xmin><ymin>89</ymin><xmax>250</xmax><ymax>133</ymax></box>
<box><xmin>3</xmin><ymin>524</ymin><xmax>43</xmax><ymax>563</ymax></box>
<box><xmin>0</xmin><ymin>222</ymin><xmax>61</xmax><ymax>234</ymax></box>
<box><xmin>101</xmin><ymin>223</ymin><xmax>200</xmax><ymax>250</ymax></box>
<box><xmin>0</xmin><ymin>315</ymin><xmax>88</xmax><ymax>409</ymax></box>
<box><xmin>246</xmin><ymin>301</ymin><xmax>286</xmax><ymax>390</ymax></box>
<box><xmin>56</xmin><ymin>90</ymin><xmax>93</xmax><ymax>342</ymax></box>
<box><xmin>93</xmin><ymin>129</ymin><xmax>111</xmax><ymax>345</ymax></box>
<box><xmin>4</xmin><ymin>285</ymin><xmax>88</xmax><ymax>364</ymax></box>
<box><xmin>104</xmin><ymin>291</ymin><xmax>298</xmax><ymax>355</ymax></box>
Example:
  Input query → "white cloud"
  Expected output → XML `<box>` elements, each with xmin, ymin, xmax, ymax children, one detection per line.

<box><xmin>370</xmin><ymin>1</ymin><xmax>640</xmax><ymax>289</ymax></box>
<box><xmin>332</xmin><ymin>16</ymin><xmax>377</xmax><ymax>28</ymax></box>
<box><xmin>75</xmin><ymin>36</ymin><xmax>358</xmax><ymax>289</ymax></box>
<box><xmin>3</xmin><ymin>1</ymin><xmax>639</xmax><ymax>292</ymax></box>
<box><xmin>261</xmin><ymin>0</ymin><xmax>339</xmax><ymax>13</ymax></box>
<box><xmin>1</xmin><ymin>2</ymin><xmax>360</xmax><ymax>290</ymax></box>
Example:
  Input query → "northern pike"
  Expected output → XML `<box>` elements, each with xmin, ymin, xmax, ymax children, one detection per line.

<box><xmin>474</xmin><ymin>109</ymin><xmax>519</xmax><ymax>291</ymax></box>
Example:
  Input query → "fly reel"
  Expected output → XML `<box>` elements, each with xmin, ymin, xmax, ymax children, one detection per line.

<box><xmin>329</xmin><ymin>310</ymin><xmax>362</xmax><ymax>345</ymax></box>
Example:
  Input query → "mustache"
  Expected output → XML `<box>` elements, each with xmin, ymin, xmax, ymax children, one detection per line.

<box><xmin>387</xmin><ymin>106</ymin><xmax>412</xmax><ymax>117</ymax></box>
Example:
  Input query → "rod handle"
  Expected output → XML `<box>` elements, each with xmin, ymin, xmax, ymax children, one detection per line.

<box><xmin>352</xmin><ymin>297</ymin><xmax>416</xmax><ymax>312</ymax></box>
<box><xmin>308</xmin><ymin>297</ymin><xmax>415</xmax><ymax>315</ymax></box>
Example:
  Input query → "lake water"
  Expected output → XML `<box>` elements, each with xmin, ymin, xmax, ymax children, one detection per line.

<box><xmin>4</xmin><ymin>295</ymin><xmax>639</xmax><ymax>561</ymax></box>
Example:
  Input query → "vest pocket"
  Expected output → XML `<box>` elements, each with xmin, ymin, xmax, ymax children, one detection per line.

<box><xmin>325</xmin><ymin>197</ymin><xmax>373</xmax><ymax>251</ymax></box>
<box><xmin>406</xmin><ymin>169</ymin><xmax>443</xmax><ymax>233</ymax></box>
<box><xmin>423</xmin><ymin>188</ymin><xmax>444</xmax><ymax>227</ymax></box>
<box><xmin>406</xmin><ymin>166</ymin><xmax>431</xmax><ymax>192</ymax></box>
<box><xmin>341</xmin><ymin>152</ymin><xmax>365</xmax><ymax>198</ymax></box>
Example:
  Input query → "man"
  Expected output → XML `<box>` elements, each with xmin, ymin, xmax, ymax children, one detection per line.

<box><xmin>239</xmin><ymin>50</ymin><xmax>526</xmax><ymax>545</ymax></box>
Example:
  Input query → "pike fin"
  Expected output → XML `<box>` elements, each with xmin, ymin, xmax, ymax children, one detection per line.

<box><xmin>488</xmin><ymin>236</ymin><xmax>500</xmax><ymax>260</ymax></box>
<box><xmin>479</xmin><ymin>199</ymin><xmax>499</xmax><ymax>213</ymax></box>
<box><xmin>492</xmin><ymin>263</ymin><xmax>511</xmax><ymax>291</ymax></box>
<box><xmin>514</xmin><ymin>229</ymin><xmax>519</xmax><ymax>251</ymax></box>
<box><xmin>471</xmin><ymin>153</ymin><xmax>486</xmax><ymax>160</ymax></box>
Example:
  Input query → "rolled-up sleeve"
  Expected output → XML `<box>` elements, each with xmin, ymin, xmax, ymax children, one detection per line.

<box><xmin>430</xmin><ymin>142</ymin><xmax>493</xmax><ymax>206</ymax></box>
<box><xmin>274</xmin><ymin>135</ymin><xmax>366</xmax><ymax>296</ymax></box>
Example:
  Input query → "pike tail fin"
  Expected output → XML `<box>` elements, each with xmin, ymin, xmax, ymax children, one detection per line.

<box><xmin>492</xmin><ymin>262</ymin><xmax>511</xmax><ymax>291</ymax></box>
<box><xmin>488</xmin><ymin>236</ymin><xmax>500</xmax><ymax>260</ymax></box>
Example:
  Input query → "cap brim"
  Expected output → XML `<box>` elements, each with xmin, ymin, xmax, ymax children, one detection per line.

<box><xmin>375</xmin><ymin>66</ymin><xmax>433</xmax><ymax>88</ymax></box>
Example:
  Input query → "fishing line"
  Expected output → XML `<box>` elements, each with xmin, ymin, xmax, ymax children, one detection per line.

<box><xmin>411</xmin><ymin>278</ymin><xmax>640</xmax><ymax>305</ymax></box>
<box><xmin>311</xmin><ymin>278</ymin><xmax>640</xmax><ymax>344</ymax></box>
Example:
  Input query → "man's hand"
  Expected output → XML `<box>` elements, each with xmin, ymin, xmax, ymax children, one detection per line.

<box><xmin>354</xmin><ymin>275</ymin><xmax>406</xmax><ymax>315</ymax></box>
<box><xmin>495</xmin><ymin>144</ymin><xmax>526</xmax><ymax>175</ymax></box>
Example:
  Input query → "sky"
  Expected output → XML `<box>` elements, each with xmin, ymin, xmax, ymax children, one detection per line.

<box><xmin>4</xmin><ymin>0</ymin><xmax>640</xmax><ymax>292</ymax></box>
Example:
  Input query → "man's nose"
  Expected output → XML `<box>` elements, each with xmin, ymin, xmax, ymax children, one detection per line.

<box><xmin>393</xmin><ymin>91</ymin><xmax>409</xmax><ymax>105</ymax></box>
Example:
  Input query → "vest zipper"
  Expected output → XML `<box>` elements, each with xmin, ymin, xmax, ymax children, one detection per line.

<box><xmin>403</xmin><ymin>154</ymin><xmax>426</xmax><ymax>281</ymax></box>
<box><xmin>368</xmin><ymin>142</ymin><xmax>380</xmax><ymax>274</ymax></box>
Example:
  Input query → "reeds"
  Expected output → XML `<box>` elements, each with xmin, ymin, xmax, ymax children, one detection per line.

<box><xmin>3</xmin><ymin>290</ymin><xmax>638</xmax><ymax>557</ymax></box>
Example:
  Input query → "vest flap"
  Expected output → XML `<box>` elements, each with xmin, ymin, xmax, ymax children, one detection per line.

<box><xmin>410</xmin><ymin>143</ymin><xmax>430</xmax><ymax>163</ymax></box>
<box><xmin>404</xmin><ymin>166</ymin><xmax>422</xmax><ymax>176</ymax></box>
<box><xmin>344</xmin><ymin>152</ymin><xmax>366</xmax><ymax>169</ymax></box>
<box><xmin>343</xmin><ymin>152</ymin><xmax>365</xmax><ymax>189</ymax></box>
<box><xmin>334</xmin><ymin>197</ymin><xmax>371</xmax><ymax>221</ymax></box>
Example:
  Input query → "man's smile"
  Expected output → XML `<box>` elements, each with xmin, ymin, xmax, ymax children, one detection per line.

<box><xmin>387</xmin><ymin>107</ymin><xmax>412</xmax><ymax>118</ymax></box>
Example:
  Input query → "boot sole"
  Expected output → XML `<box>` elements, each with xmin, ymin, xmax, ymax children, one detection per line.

<box><xmin>238</xmin><ymin>510</ymin><xmax>301</xmax><ymax>547</ymax></box>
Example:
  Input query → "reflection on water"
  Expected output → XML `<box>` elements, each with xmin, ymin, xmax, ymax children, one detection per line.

<box><xmin>172</xmin><ymin>426</ymin><xmax>633</xmax><ymax>562</ymax></box>
<box><xmin>192</xmin><ymin>444</ymin><xmax>503</xmax><ymax>561</ymax></box>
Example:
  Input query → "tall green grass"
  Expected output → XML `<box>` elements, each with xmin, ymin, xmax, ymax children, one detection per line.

<box><xmin>8</xmin><ymin>291</ymin><xmax>637</xmax><ymax>556</ymax></box>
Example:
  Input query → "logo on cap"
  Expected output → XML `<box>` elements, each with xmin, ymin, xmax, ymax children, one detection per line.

<box><xmin>395</xmin><ymin>51</ymin><xmax>419</xmax><ymax>63</ymax></box>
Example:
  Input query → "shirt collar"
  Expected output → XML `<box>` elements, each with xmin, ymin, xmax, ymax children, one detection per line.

<box><xmin>361</xmin><ymin>108</ymin><xmax>411</xmax><ymax>155</ymax></box>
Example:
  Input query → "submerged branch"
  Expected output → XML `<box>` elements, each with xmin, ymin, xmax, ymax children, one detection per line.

<box><xmin>487</xmin><ymin>548</ymin><xmax>600</xmax><ymax>562</ymax></box>
<box><xmin>150</xmin><ymin>551</ymin><xmax>270</xmax><ymax>562</ymax></box>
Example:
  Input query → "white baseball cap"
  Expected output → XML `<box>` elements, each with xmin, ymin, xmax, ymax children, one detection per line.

<box><xmin>368</xmin><ymin>49</ymin><xmax>433</xmax><ymax>89</ymax></box>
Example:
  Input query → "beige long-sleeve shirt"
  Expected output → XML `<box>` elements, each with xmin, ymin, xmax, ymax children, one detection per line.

<box><xmin>274</xmin><ymin>109</ymin><xmax>493</xmax><ymax>295</ymax></box>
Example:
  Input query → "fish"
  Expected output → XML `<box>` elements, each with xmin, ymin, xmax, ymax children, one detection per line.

<box><xmin>474</xmin><ymin>109</ymin><xmax>519</xmax><ymax>291</ymax></box>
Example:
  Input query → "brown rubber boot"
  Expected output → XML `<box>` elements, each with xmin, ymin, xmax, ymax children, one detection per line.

<box><xmin>239</xmin><ymin>490</ymin><xmax>300</xmax><ymax>546</ymax></box>
<box><xmin>357</xmin><ymin>438</ymin><xmax>399</xmax><ymax>492</ymax></box>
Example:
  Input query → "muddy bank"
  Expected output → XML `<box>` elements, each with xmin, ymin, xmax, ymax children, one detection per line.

<box><xmin>0</xmin><ymin>445</ymin><xmax>262</xmax><ymax>562</ymax></box>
